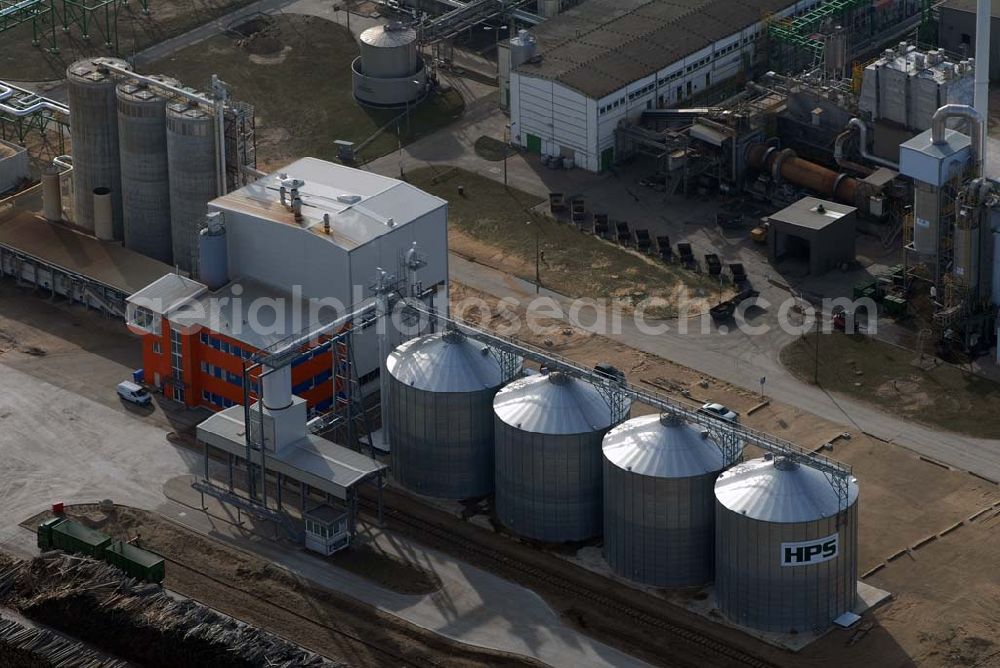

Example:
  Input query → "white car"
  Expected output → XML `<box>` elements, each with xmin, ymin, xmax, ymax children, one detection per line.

<box><xmin>699</xmin><ymin>402</ymin><xmax>739</xmax><ymax>422</ymax></box>
<box><xmin>117</xmin><ymin>381</ymin><xmax>152</xmax><ymax>407</ymax></box>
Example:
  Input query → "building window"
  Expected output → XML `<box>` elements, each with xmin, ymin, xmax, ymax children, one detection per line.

<box><xmin>202</xmin><ymin>390</ymin><xmax>210</xmax><ymax>401</ymax></box>
<box><xmin>200</xmin><ymin>332</ymin><xmax>209</xmax><ymax>344</ymax></box>
<box><xmin>221</xmin><ymin>341</ymin><xmax>230</xmax><ymax>354</ymax></box>
<box><xmin>172</xmin><ymin>387</ymin><xmax>184</xmax><ymax>402</ymax></box>
<box><xmin>152</xmin><ymin>341</ymin><xmax>162</xmax><ymax>354</ymax></box>
<box><xmin>170</xmin><ymin>328</ymin><xmax>183</xmax><ymax>383</ymax></box>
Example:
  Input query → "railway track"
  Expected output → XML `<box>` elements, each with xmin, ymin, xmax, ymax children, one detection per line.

<box><xmin>360</xmin><ymin>498</ymin><xmax>777</xmax><ymax>668</ymax></box>
<box><xmin>158</xmin><ymin>553</ymin><xmax>431</xmax><ymax>668</ymax></box>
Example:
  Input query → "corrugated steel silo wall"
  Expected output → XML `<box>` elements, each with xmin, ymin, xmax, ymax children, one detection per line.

<box><xmin>715</xmin><ymin>500</ymin><xmax>859</xmax><ymax>632</ymax></box>
<box><xmin>603</xmin><ymin>464</ymin><xmax>717</xmax><ymax>586</ymax></box>
<box><xmin>118</xmin><ymin>89</ymin><xmax>172</xmax><ymax>263</ymax></box>
<box><xmin>495</xmin><ymin>421</ymin><xmax>604</xmax><ymax>542</ymax></box>
<box><xmin>68</xmin><ymin>72</ymin><xmax>124</xmax><ymax>236</ymax></box>
<box><xmin>388</xmin><ymin>376</ymin><xmax>496</xmax><ymax>499</ymax></box>
<box><xmin>167</xmin><ymin>109</ymin><xmax>217</xmax><ymax>273</ymax></box>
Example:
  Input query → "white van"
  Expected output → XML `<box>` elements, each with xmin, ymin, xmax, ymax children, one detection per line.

<box><xmin>117</xmin><ymin>381</ymin><xmax>152</xmax><ymax>406</ymax></box>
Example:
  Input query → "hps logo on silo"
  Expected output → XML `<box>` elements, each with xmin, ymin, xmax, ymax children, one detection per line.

<box><xmin>780</xmin><ymin>533</ymin><xmax>839</xmax><ymax>566</ymax></box>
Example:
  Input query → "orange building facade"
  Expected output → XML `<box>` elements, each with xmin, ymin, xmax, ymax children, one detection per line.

<box><xmin>137</xmin><ymin>315</ymin><xmax>343</xmax><ymax>414</ymax></box>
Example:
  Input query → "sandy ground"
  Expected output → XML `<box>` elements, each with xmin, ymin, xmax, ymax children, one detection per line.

<box><xmin>451</xmin><ymin>282</ymin><xmax>1000</xmax><ymax>667</ymax></box>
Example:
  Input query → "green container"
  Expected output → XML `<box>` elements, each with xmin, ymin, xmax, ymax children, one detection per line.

<box><xmin>51</xmin><ymin>519</ymin><xmax>111</xmax><ymax>558</ymax></box>
<box><xmin>36</xmin><ymin>517</ymin><xmax>65</xmax><ymax>551</ymax></box>
<box><xmin>853</xmin><ymin>281</ymin><xmax>876</xmax><ymax>300</ymax></box>
<box><xmin>103</xmin><ymin>540</ymin><xmax>165</xmax><ymax>583</ymax></box>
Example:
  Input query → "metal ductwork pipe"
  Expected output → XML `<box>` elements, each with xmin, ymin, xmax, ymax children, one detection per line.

<box><xmin>92</xmin><ymin>187</ymin><xmax>113</xmax><ymax>240</ymax></box>
<box><xmin>846</xmin><ymin>118</ymin><xmax>899</xmax><ymax>170</ymax></box>
<box><xmin>748</xmin><ymin>144</ymin><xmax>858</xmax><ymax>205</ymax></box>
<box><xmin>42</xmin><ymin>167</ymin><xmax>62</xmax><ymax>222</ymax></box>
<box><xmin>931</xmin><ymin>104</ymin><xmax>986</xmax><ymax>177</ymax></box>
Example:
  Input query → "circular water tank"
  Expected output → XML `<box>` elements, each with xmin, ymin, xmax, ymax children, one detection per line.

<box><xmin>67</xmin><ymin>57</ymin><xmax>131</xmax><ymax>236</ymax></box>
<box><xmin>494</xmin><ymin>371</ymin><xmax>626</xmax><ymax>542</ymax></box>
<box><xmin>715</xmin><ymin>456</ymin><xmax>859</xmax><ymax>633</ymax></box>
<box><xmin>166</xmin><ymin>99</ymin><xmax>217</xmax><ymax>273</ymax></box>
<box><xmin>603</xmin><ymin>413</ymin><xmax>734</xmax><ymax>586</ymax></box>
<box><xmin>387</xmin><ymin>330</ymin><xmax>522</xmax><ymax>499</ymax></box>
<box><xmin>359</xmin><ymin>23</ymin><xmax>418</xmax><ymax>78</ymax></box>
<box><xmin>117</xmin><ymin>76</ymin><xmax>178</xmax><ymax>264</ymax></box>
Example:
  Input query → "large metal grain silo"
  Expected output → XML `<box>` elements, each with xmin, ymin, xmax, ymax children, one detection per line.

<box><xmin>167</xmin><ymin>99</ymin><xmax>218</xmax><ymax>273</ymax></box>
<box><xmin>67</xmin><ymin>57</ymin><xmax>131</xmax><ymax>236</ymax></box>
<box><xmin>117</xmin><ymin>76</ymin><xmax>177</xmax><ymax>264</ymax></box>
<box><xmin>715</xmin><ymin>455</ymin><xmax>859</xmax><ymax>633</ymax></box>
<box><xmin>603</xmin><ymin>413</ymin><xmax>735</xmax><ymax>587</ymax></box>
<box><xmin>494</xmin><ymin>371</ymin><xmax>624</xmax><ymax>542</ymax></box>
<box><xmin>387</xmin><ymin>330</ymin><xmax>522</xmax><ymax>499</ymax></box>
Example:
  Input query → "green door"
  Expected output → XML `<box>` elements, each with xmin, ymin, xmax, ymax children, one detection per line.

<box><xmin>601</xmin><ymin>147</ymin><xmax>614</xmax><ymax>171</ymax></box>
<box><xmin>526</xmin><ymin>133</ymin><xmax>541</xmax><ymax>154</ymax></box>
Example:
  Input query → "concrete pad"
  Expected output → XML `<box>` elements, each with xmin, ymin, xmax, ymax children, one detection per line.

<box><xmin>672</xmin><ymin>581</ymin><xmax>892</xmax><ymax>652</ymax></box>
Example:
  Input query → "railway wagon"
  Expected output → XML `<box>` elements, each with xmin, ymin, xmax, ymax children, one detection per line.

<box><xmin>37</xmin><ymin>517</ymin><xmax>165</xmax><ymax>584</ymax></box>
<box><xmin>104</xmin><ymin>540</ymin><xmax>165</xmax><ymax>583</ymax></box>
<box><xmin>37</xmin><ymin>516</ymin><xmax>111</xmax><ymax>558</ymax></box>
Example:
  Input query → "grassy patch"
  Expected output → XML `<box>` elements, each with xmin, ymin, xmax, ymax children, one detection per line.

<box><xmin>151</xmin><ymin>15</ymin><xmax>463</xmax><ymax>167</ymax></box>
<box><xmin>780</xmin><ymin>332</ymin><xmax>1000</xmax><ymax>438</ymax></box>
<box><xmin>406</xmin><ymin>166</ymin><xmax>723</xmax><ymax>316</ymax></box>
<box><xmin>0</xmin><ymin>0</ymin><xmax>260</xmax><ymax>81</ymax></box>
<box><xmin>473</xmin><ymin>135</ymin><xmax>514</xmax><ymax>161</ymax></box>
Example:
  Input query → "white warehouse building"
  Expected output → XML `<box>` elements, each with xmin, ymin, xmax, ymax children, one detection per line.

<box><xmin>508</xmin><ymin>0</ymin><xmax>817</xmax><ymax>172</ymax></box>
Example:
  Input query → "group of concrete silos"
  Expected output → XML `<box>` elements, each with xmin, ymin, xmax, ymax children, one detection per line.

<box><xmin>65</xmin><ymin>58</ymin><xmax>218</xmax><ymax>272</ymax></box>
<box><xmin>386</xmin><ymin>330</ymin><xmax>860</xmax><ymax>634</ymax></box>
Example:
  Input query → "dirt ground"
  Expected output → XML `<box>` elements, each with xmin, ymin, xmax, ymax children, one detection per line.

<box><xmin>410</xmin><ymin>166</ymin><xmax>731</xmax><ymax>318</ymax></box>
<box><xmin>781</xmin><ymin>332</ymin><xmax>1000</xmax><ymax>439</ymax></box>
<box><xmin>151</xmin><ymin>14</ymin><xmax>465</xmax><ymax>167</ymax></box>
<box><xmin>0</xmin><ymin>0</ymin><xmax>259</xmax><ymax>81</ymax></box>
<box><xmin>19</xmin><ymin>504</ymin><xmax>539</xmax><ymax>668</ymax></box>
<box><xmin>451</xmin><ymin>282</ymin><xmax>1000</xmax><ymax>668</ymax></box>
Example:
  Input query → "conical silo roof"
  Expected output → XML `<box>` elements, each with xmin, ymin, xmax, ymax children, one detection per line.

<box><xmin>603</xmin><ymin>413</ymin><xmax>729</xmax><ymax>478</ymax></box>
<box><xmin>387</xmin><ymin>330</ymin><xmax>516</xmax><ymax>392</ymax></box>
<box><xmin>494</xmin><ymin>371</ymin><xmax>616</xmax><ymax>434</ymax></box>
<box><xmin>715</xmin><ymin>455</ymin><xmax>859</xmax><ymax>523</ymax></box>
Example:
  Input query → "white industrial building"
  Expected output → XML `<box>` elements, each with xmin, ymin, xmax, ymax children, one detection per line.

<box><xmin>126</xmin><ymin>157</ymin><xmax>449</xmax><ymax>410</ymax></box>
<box><xmin>507</xmin><ymin>0</ymin><xmax>818</xmax><ymax>172</ymax></box>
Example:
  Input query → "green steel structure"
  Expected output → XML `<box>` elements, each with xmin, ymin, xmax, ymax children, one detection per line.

<box><xmin>768</xmin><ymin>0</ymin><xmax>870</xmax><ymax>64</ymax></box>
<box><xmin>0</xmin><ymin>81</ymin><xmax>69</xmax><ymax>160</ymax></box>
<box><xmin>0</xmin><ymin>0</ymin><xmax>148</xmax><ymax>53</ymax></box>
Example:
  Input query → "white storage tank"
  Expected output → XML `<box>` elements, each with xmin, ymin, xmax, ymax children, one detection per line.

<box><xmin>714</xmin><ymin>455</ymin><xmax>859</xmax><ymax>633</ymax></box>
<box><xmin>602</xmin><ymin>413</ymin><xmax>735</xmax><ymax>586</ymax></box>
<box><xmin>67</xmin><ymin>57</ymin><xmax>131</xmax><ymax>236</ymax></box>
<box><xmin>352</xmin><ymin>23</ymin><xmax>427</xmax><ymax>108</ymax></box>
<box><xmin>494</xmin><ymin>371</ymin><xmax>626</xmax><ymax>542</ymax></box>
<box><xmin>117</xmin><ymin>76</ymin><xmax>178</xmax><ymax>264</ymax></box>
<box><xmin>387</xmin><ymin>330</ymin><xmax>522</xmax><ymax>499</ymax></box>
<box><xmin>358</xmin><ymin>23</ymin><xmax>417</xmax><ymax>78</ymax></box>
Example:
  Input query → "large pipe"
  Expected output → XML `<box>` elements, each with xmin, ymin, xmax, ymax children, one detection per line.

<box><xmin>0</xmin><ymin>80</ymin><xmax>70</xmax><ymax>116</ymax></box>
<box><xmin>976</xmin><ymin>0</ymin><xmax>990</xmax><ymax>118</ymax></box>
<box><xmin>931</xmin><ymin>104</ymin><xmax>985</xmax><ymax>177</ymax></box>
<box><xmin>846</xmin><ymin>118</ymin><xmax>899</xmax><ymax>170</ymax></box>
<box><xmin>748</xmin><ymin>144</ymin><xmax>858</xmax><ymax>205</ymax></box>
